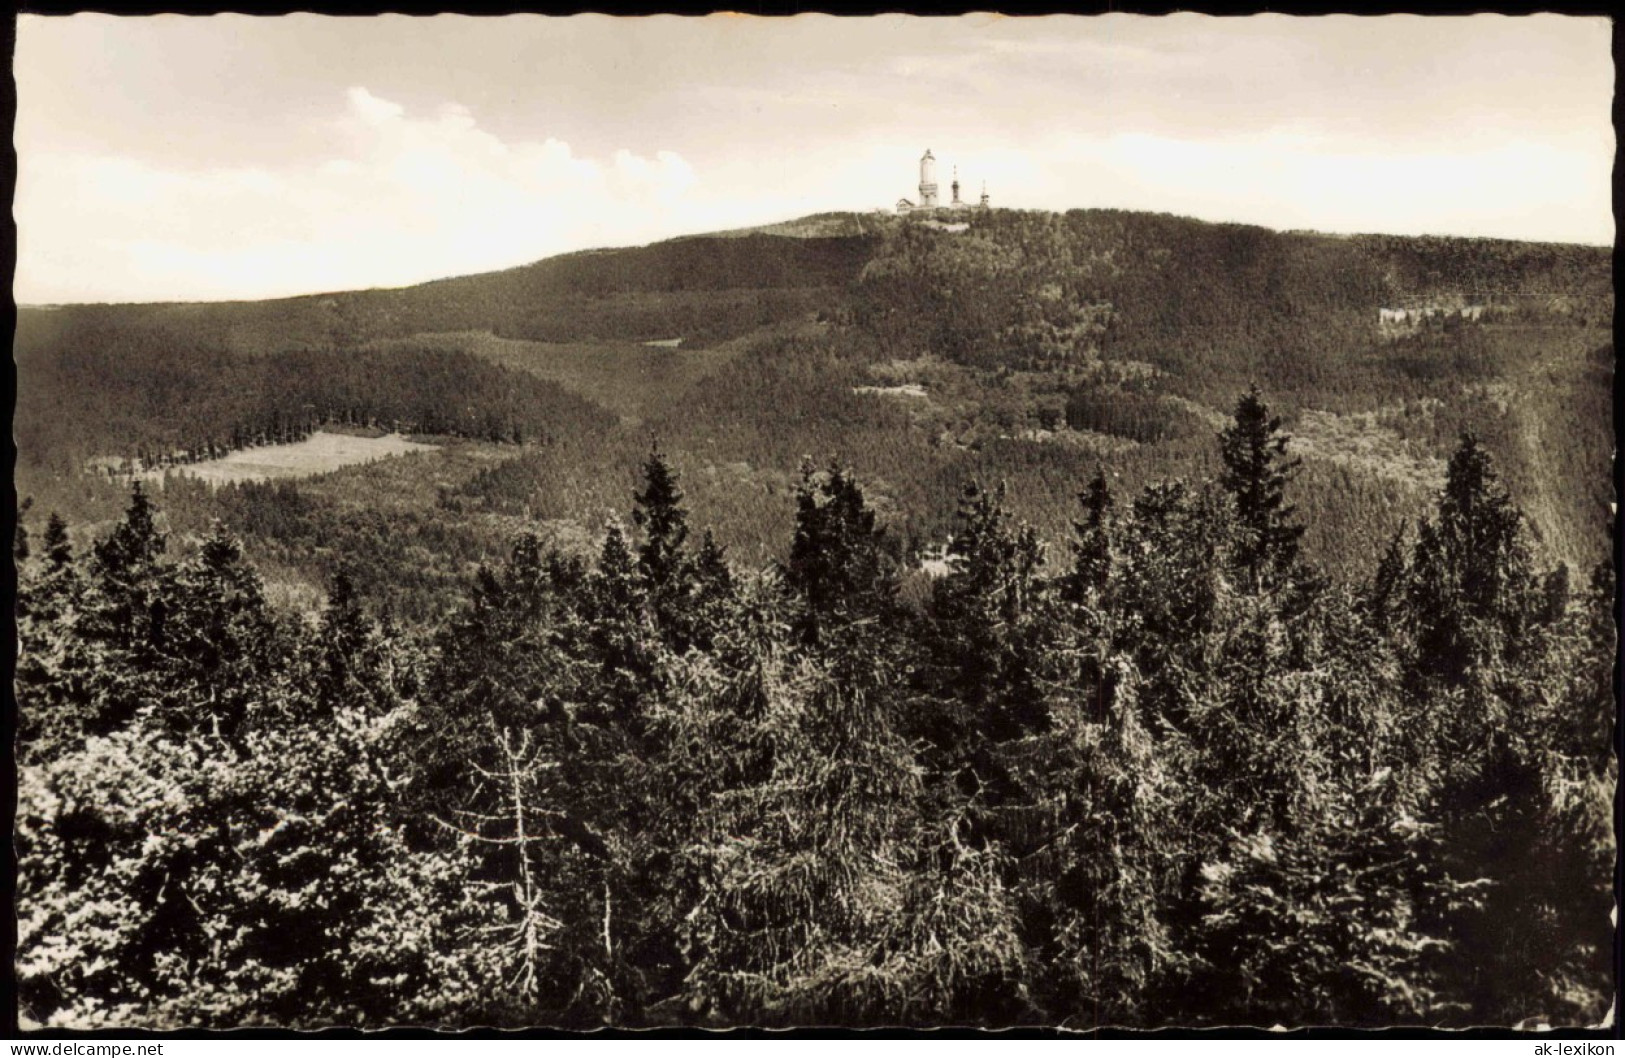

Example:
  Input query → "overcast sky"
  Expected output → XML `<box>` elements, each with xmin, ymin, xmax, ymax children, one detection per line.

<box><xmin>15</xmin><ymin>13</ymin><xmax>1615</xmax><ymax>304</ymax></box>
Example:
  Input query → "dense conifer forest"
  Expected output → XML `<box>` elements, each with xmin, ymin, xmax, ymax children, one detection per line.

<box><xmin>12</xmin><ymin>208</ymin><xmax>1615</xmax><ymax>1028</ymax></box>
<box><xmin>14</xmin><ymin>398</ymin><xmax>1614</xmax><ymax>1027</ymax></box>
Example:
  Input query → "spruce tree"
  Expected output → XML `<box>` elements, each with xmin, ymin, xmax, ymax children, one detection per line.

<box><xmin>21</xmin><ymin>513</ymin><xmax>77</xmax><ymax>625</ymax></box>
<box><xmin>92</xmin><ymin>482</ymin><xmax>166</xmax><ymax>581</ymax></box>
<box><xmin>694</xmin><ymin>530</ymin><xmax>732</xmax><ymax>599</ymax></box>
<box><xmin>74</xmin><ymin>483</ymin><xmax>172</xmax><ymax>733</ymax></box>
<box><xmin>686</xmin><ymin>529</ymin><xmax>736</xmax><ymax>650</ymax></box>
<box><xmin>1363</xmin><ymin>521</ymin><xmax>1409</xmax><ymax>624</ymax></box>
<box><xmin>15</xmin><ymin>513</ymin><xmax>86</xmax><ymax>760</ymax></box>
<box><xmin>668</xmin><ymin>608</ymin><xmax>923</xmax><ymax>1025</ymax></box>
<box><xmin>632</xmin><ymin>444</ymin><xmax>690</xmax><ymax>592</ymax></box>
<box><xmin>1404</xmin><ymin>434</ymin><xmax>1534</xmax><ymax>689</ymax></box>
<box><xmin>1020</xmin><ymin>656</ymin><xmax>1184</xmax><ymax>1026</ymax></box>
<box><xmin>160</xmin><ymin>522</ymin><xmax>279</xmax><ymax>740</ymax></box>
<box><xmin>42</xmin><ymin>513</ymin><xmax>72</xmax><ymax>571</ymax></box>
<box><xmin>314</xmin><ymin>567</ymin><xmax>399</xmax><ymax>717</ymax></box>
<box><xmin>593</xmin><ymin>523</ymin><xmax>644</xmax><ymax>640</ymax></box>
<box><xmin>1395</xmin><ymin>436</ymin><xmax>1608</xmax><ymax>1025</ymax></box>
<box><xmin>928</xmin><ymin>481</ymin><xmax>1048</xmax><ymax>741</ymax></box>
<box><xmin>631</xmin><ymin>447</ymin><xmax>711</xmax><ymax>653</ymax></box>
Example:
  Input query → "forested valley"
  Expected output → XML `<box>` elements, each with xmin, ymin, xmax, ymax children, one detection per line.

<box><xmin>12</xmin><ymin>208</ymin><xmax>1616</xmax><ymax>1028</ymax></box>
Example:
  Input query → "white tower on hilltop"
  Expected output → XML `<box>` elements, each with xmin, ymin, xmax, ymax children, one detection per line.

<box><xmin>919</xmin><ymin>149</ymin><xmax>939</xmax><ymax>209</ymax></box>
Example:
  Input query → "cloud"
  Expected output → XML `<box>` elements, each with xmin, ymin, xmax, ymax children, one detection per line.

<box><xmin>346</xmin><ymin>85</ymin><xmax>404</xmax><ymax>124</ymax></box>
<box><xmin>16</xmin><ymin>72</ymin><xmax>1612</xmax><ymax>304</ymax></box>
<box><xmin>15</xmin><ymin>87</ymin><xmax>708</xmax><ymax>302</ymax></box>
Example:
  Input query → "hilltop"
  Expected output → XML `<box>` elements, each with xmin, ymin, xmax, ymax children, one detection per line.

<box><xmin>14</xmin><ymin>208</ymin><xmax>1612</xmax><ymax>618</ymax></box>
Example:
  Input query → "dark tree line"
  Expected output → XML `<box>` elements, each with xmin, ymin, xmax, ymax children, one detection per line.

<box><xmin>16</xmin><ymin>320</ymin><xmax>617</xmax><ymax>478</ymax></box>
<box><xmin>14</xmin><ymin>392</ymin><xmax>1613</xmax><ymax>1029</ymax></box>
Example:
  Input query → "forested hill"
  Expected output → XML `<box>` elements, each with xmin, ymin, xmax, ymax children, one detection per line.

<box><xmin>17</xmin><ymin>209</ymin><xmax>1607</xmax><ymax>356</ymax></box>
<box><xmin>15</xmin><ymin>208</ymin><xmax>1613</xmax><ymax>618</ymax></box>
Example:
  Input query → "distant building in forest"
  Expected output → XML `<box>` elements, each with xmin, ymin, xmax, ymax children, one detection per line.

<box><xmin>894</xmin><ymin>149</ymin><xmax>990</xmax><ymax>215</ymax></box>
